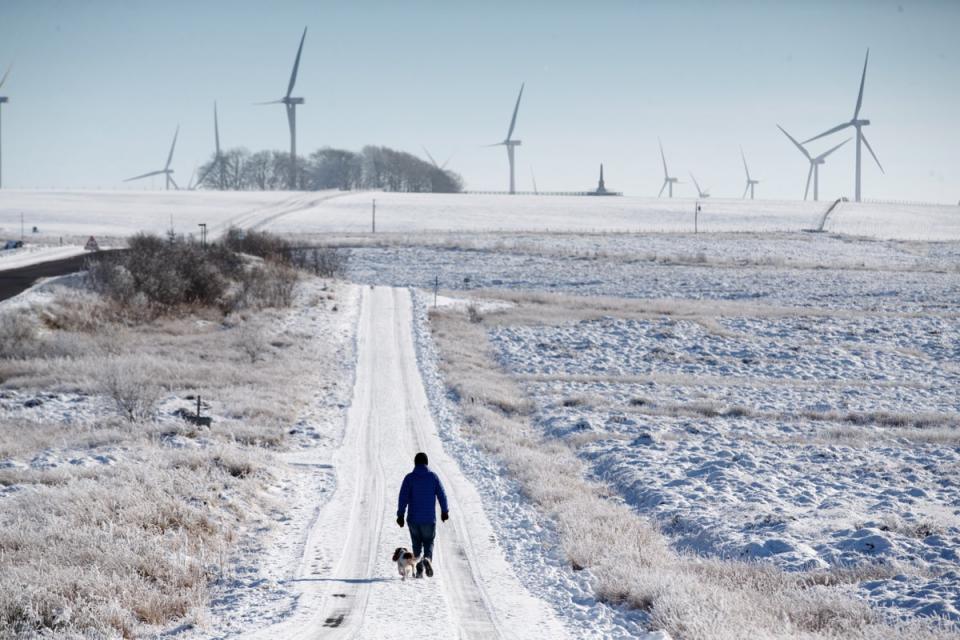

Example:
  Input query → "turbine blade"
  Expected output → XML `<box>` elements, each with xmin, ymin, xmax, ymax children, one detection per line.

<box><xmin>854</xmin><ymin>48</ymin><xmax>869</xmax><ymax>120</ymax></box>
<box><xmin>195</xmin><ymin>162</ymin><xmax>215</xmax><ymax>189</ymax></box>
<box><xmin>741</xmin><ymin>147</ymin><xmax>751</xmax><ymax>181</ymax></box>
<box><xmin>169</xmin><ymin>175</ymin><xmax>180</xmax><ymax>190</ymax></box>
<box><xmin>689</xmin><ymin>172</ymin><xmax>701</xmax><ymax>194</ymax></box>
<box><xmin>815</xmin><ymin>137</ymin><xmax>851</xmax><ymax>161</ymax></box>
<box><xmin>804</xmin><ymin>164</ymin><xmax>813</xmax><ymax>200</ymax></box>
<box><xmin>0</xmin><ymin>64</ymin><xmax>10</xmax><ymax>90</ymax></box>
<box><xmin>214</xmin><ymin>102</ymin><xmax>221</xmax><ymax>155</ymax></box>
<box><xmin>124</xmin><ymin>169</ymin><xmax>166</xmax><ymax>182</ymax></box>
<box><xmin>742</xmin><ymin>183</ymin><xmax>750</xmax><ymax>199</ymax></box>
<box><xmin>484</xmin><ymin>142</ymin><xmax>506</xmax><ymax>147</ymax></box>
<box><xmin>777</xmin><ymin>124</ymin><xmax>810</xmax><ymax>160</ymax></box>
<box><xmin>861</xmin><ymin>132</ymin><xmax>884</xmax><ymax>174</ymax></box>
<box><xmin>286</xmin><ymin>26</ymin><xmax>308</xmax><ymax>98</ymax></box>
<box><xmin>506</xmin><ymin>82</ymin><xmax>524</xmax><ymax>141</ymax></box>
<box><xmin>658</xmin><ymin>181</ymin><xmax>667</xmax><ymax>198</ymax></box>
<box><xmin>659</xmin><ymin>138</ymin><xmax>669</xmax><ymax>178</ymax></box>
<box><xmin>803</xmin><ymin>122</ymin><xmax>851</xmax><ymax>144</ymax></box>
<box><xmin>165</xmin><ymin>125</ymin><xmax>179</xmax><ymax>171</ymax></box>
<box><xmin>422</xmin><ymin>146</ymin><xmax>440</xmax><ymax>168</ymax></box>
<box><xmin>441</xmin><ymin>152</ymin><xmax>455</xmax><ymax>170</ymax></box>
<box><xmin>255</xmin><ymin>99</ymin><xmax>285</xmax><ymax>105</ymax></box>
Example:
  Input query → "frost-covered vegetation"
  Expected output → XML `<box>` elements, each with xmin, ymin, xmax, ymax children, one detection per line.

<box><xmin>401</xmin><ymin>229</ymin><xmax>960</xmax><ymax>638</ymax></box>
<box><xmin>0</xmin><ymin>247</ymin><xmax>352</xmax><ymax>637</ymax></box>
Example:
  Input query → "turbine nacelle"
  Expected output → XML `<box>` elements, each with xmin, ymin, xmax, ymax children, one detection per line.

<box><xmin>283</xmin><ymin>96</ymin><xmax>305</xmax><ymax>105</ymax></box>
<box><xmin>0</xmin><ymin>97</ymin><xmax>8</xmax><ymax>104</ymax></box>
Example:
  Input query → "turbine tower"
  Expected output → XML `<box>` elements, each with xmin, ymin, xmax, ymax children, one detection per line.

<box><xmin>488</xmin><ymin>83</ymin><xmax>524</xmax><ymax>194</ymax></box>
<box><xmin>657</xmin><ymin>138</ymin><xmax>679</xmax><ymax>198</ymax></box>
<box><xmin>740</xmin><ymin>147</ymin><xmax>759</xmax><ymax>200</ymax></box>
<box><xmin>803</xmin><ymin>49</ymin><xmax>883</xmax><ymax>202</ymax></box>
<box><xmin>0</xmin><ymin>64</ymin><xmax>11</xmax><ymax>189</ymax></box>
<box><xmin>197</xmin><ymin>102</ymin><xmax>226</xmax><ymax>190</ymax></box>
<box><xmin>124</xmin><ymin>126</ymin><xmax>180</xmax><ymax>190</ymax></box>
<box><xmin>689</xmin><ymin>172</ymin><xmax>710</xmax><ymax>198</ymax></box>
<box><xmin>778</xmin><ymin>125</ymin><xmax>849</xmax><ymax>201</ymax></box>
<box><xmin>260</xmin><ymin>27</ymin><xmax>307</xmax><ymax>190</ymax></box>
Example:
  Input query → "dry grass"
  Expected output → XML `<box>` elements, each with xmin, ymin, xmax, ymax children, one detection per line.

<box><xmin>0</xmin><ymin>278</ymin><xmax>349</xmax><ymax>637</ymax></box>
<box><xmin>427</xmin><ymin>303</ymin><xmax>956</xmax><ymax>640</ymax></box>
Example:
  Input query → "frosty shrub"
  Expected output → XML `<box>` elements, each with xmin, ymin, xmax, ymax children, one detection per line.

<box><xmin>231</xmin><ymin>263</ymin><xmax>299</xmax><ymax>310</ymax></box>
<box><xmin>466</xmin><ymin>304</ymin><xmax>483</xmax><ymax>324</ymax></box>
<box><xmin>0</xmin><ymin>311</ymin><xmax>36</xmax><ymax>359</ymax></box>
<box><xmin>236</xmin><ymin>321</ymin><xmax>268</xmax><ymax>363</ymax></box>
<box><xmin>289</xmin><ymin>246</ymin><xmax>348</xmax><ymax>278</ymax></box>
<box><xmin>100</xmin><ymin>357</ymin><xmax>164</xmax><ymax>421</ymax></box>
<box><xmin>87</xmin><ymin>233</ymin><xmax>243</xmax><ymax>312</ymax></box>
<box><xmin>223</xmin><ymin>226</ymin><xmax>292</xmax><ymax>263</ymax></box>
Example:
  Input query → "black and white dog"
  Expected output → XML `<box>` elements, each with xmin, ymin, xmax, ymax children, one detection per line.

<box><xmin>392</xmin><ymin>547</ymin><xmax>418</xmax><ymax>580</ymax></box>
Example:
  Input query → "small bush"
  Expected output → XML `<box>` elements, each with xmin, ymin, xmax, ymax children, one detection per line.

<box><xmin>100</xmin><ymin>358</ymin><xmax>164</xmax><ymax>422</ymax></box>
<box><xmin>0</xmin><ymin>312</ymin><xmax>36</xmax><ymax>359</ymax></box>
<box><xmin>231</xmin><ymin>263</ymin><xmax>299</xmax><ymax>311</ymax></box>
<box><xmin>290</xmin><ymin>247</ymin><xmax>349</xmax><ymax>278</ymax></box>
<box><xmin>236</xmin><ymin>322</ymin><xmax>268</xmax><ymax>363</ymax></box>
<box><xmin>223</xmin><ymin>227</ymin><xmax>291</xmax><ymax>263</ymax></box>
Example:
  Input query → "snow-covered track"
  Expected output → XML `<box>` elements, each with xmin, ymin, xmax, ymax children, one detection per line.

<box><xmin>239</xmin><ymin>286</ymin><xmax>566</xmax><ymax>639</ymax></box>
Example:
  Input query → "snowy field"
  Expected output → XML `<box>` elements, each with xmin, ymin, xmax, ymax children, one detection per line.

<box><xmin>488</xmin><ymin>315</ymin><xmax>960</xmax><ymax>621</ymax></box>
<box><xmin>346</xmin><ymin>235</ymin><xmax>960</xmax><ymax>313</ymax></box>
<box><xmin>2</xmin><ymin>190</ymin><xmax>959</xmax><ymax>244</ymax></box>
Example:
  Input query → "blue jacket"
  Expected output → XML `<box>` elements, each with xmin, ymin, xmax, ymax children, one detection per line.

<box><xmin>397</xmin><ymin>464</ymin><xmax>449</xmax><ymax>524</ymax></box>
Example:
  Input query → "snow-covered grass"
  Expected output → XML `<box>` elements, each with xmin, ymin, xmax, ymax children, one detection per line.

<box><xmin>346</xmin><ymin>236</ymin><xmax>960</xmax><ymax>314</ymax></box>
<box><xmin>3</xmin><ymin>190</ymin><xmax>959</xmax><ymax>244</ymax></box>
<box><xmin>0</xmin><ymin>276</ymin><xmax>355</xmax><ymax>638</ymax></box>
<box><xmin>425</xmin><ymin>302</ymin><xmax>958</xmax><ymax>639</ymax></box>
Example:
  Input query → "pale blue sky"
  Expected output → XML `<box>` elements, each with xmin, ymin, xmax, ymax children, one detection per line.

<box><xmin>0</xmin><ymin>0</ymin><xmax>958</xmax><ymax>202</ymax></box>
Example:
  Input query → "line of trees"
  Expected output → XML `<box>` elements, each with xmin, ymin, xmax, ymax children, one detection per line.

<box><xmin>196</xmin><ymin>145</ymin><xmax>463</xmax><ymax>193</ymax></box>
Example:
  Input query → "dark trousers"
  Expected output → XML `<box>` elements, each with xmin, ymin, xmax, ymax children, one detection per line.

<box><xmin>408</xmin><ymin>521</ymin><xmax>436</xmax><ymax>560</ymax></box>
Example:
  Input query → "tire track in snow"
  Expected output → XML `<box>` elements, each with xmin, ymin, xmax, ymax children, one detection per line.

<box><xmin>209</xmin><ymin>190</ymin><xmax>351</xmax><ymax>239</ymax></box>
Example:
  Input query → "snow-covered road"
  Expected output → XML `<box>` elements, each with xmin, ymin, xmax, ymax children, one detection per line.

<box><xmin>241</xmin><ymin>286</ymin><xmax>567</xmax><ymax>639</ymax></box>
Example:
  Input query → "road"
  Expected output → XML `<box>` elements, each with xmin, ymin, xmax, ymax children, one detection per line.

<box><xmin>241</xmin><ymin>286</ymin><xmax>568</xmax><ymax>639</ymax></box>
<box><xmin>0</xmin><ymin>251</ymin><xmax>103</xmax><ymax>302</ymax></box>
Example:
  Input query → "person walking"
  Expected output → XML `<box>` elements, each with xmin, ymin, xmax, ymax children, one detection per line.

<box><xmin>396</xmin><ymin>452</ymin><xmax>449</xmax><ymax>578</ymax></box>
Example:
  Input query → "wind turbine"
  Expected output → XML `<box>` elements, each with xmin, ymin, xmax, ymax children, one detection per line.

<box><xmin>689</xmin><ymin>172</ymin><xmax>710</xmax><ymax>198</ymax></box>
<box><xmin>422</xmin><ymin>146</ymin><xmax>454</xmax><ymax>171</ymax></box>
<box><xmin>657</xmin><ymin>138</ymin><xmax>679</xmax><ymax>198</ymax></box>
<box><xmin>197</xmin><ymin>102</ymin><xmax>226</xmax><ymax>190</ymax></box>
<box><xmin>124</xmin><ymin>126</ymin><xmax>180</xmax><ymax>190</ymax></box>
<box><xmin>740</xmin><ymin>147</ymin><xmax>759</xmax><ymax>199</ymax></box>
<box><xmin>803</xmin><ymin>49</ymin><xmax>883</xmax><ymax>202</ymax></box>
<box><xmin>259</xmin><ymin>27</ymin><xmax>307</xmax><ymax>190</ymax></box>
<box><xmin>0</xmin><ymin>64</ymin><xmax>11</xmax><ymax>189</ymax></box>
<box><xmin>778</xmin><ymin>125</ymin><xmax>849</xmax><ymax>201</ymax></box>
<box><xmin>488</xmin><ymin>83</ymin><xmax>524</xmax><ymax>194</ymax></box>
